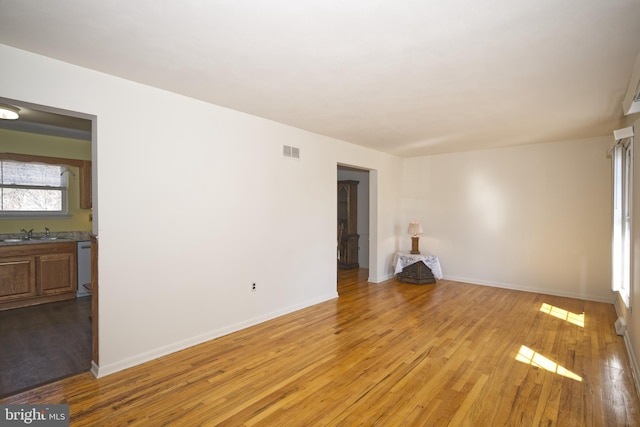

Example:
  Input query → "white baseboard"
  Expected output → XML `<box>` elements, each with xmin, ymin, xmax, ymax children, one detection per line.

<box><xmin>92</xmin><ymin>292</ymin><xmax>338</xmax><ymax>378</ymax></box>
<box><xmin>370</xmin><ymin>272</ymin><xmax>394</xmax><ymax>283</ymax></box>
<box><xmin>371</xmin><ymin>272</ymin><xmax>616</xmax><ymax>302</ymax></box>
<box><xmin>443</xmin><ymin>275</ymin><xmax>615</xmax><ymax>304</ymax></box>
<box><xmin>613</xmin><ymin>298</ymin><xmax>640</xmax><ymax>400</ymax></box>
<box><xmin>90</xmin><ymin>360</ymin><xmax>99</xmax><ymax>378</ymax></box>
<box><xmin>622</xmin><ymin>330</ymin><xmax>640</xmax><ymax>400</ymax></box>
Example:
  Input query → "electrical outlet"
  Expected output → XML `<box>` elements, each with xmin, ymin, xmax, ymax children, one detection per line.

<box><xmin>251</xmin><ymin>282</ymin><xmax>257</xmax><ymax>292</ymax></box>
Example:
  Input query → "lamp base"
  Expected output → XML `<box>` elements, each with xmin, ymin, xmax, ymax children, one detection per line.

<box><xmin>410</xmin><ymin>236</ymin><xmax>420</xmax><ymax>254</ymax></box>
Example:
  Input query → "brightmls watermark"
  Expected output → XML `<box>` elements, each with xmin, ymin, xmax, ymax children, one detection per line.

<box><xmin>0</xmin><ymin>405</ymin><xmax>69</xmax><ymax>426</ymax></box>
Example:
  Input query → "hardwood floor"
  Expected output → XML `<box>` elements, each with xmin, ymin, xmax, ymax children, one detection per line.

<box><xmin>1</xmin><ymin>269</ymin><xmax>639</xmax><ymax>426</ymax></box>
<box><xmin>0</xmin><ymin>297</ymin><xmax>92</xmax><ymax>398</ymax></box>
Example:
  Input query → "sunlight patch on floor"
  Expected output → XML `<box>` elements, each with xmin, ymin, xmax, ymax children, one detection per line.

<box><xmin>516</xmin><ymin>345</ymin><xmax>582</xmax><ymax>381</ymax></box>
<box><xmin>540</xmin><ymin>303</ymin><xmax>584</xmax><ymax>327</ymax></box>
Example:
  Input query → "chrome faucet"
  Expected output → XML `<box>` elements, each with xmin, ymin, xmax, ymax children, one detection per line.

<box><xmin>45</xmin><ymin>227</ymin><xmax>50</xmax><ymax>237</ymax></box>
<box><xmin>20</xmin><ymin>228</ymin><xmax>33</xmax><ymax>240</ymax></box>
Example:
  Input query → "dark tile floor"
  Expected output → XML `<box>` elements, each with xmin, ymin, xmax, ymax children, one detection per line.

<box><xmin>0</xmin><ymin>297</ymin><xmax>91</xmax><ymax>398</ymax></box>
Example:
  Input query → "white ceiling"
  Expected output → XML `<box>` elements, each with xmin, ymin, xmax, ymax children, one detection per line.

<box><xmin>1</xmin><ymin>0</ymin><xmax>639</xmax><ymax>156</ymax></box>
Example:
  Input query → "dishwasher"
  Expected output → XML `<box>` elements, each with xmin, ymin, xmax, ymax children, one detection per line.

<box><xmin>77</xmin><ymin>240</ymin><xmax>92</xmax><ymax>297</ymax></box>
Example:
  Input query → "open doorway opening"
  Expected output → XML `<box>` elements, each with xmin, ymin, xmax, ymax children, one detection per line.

<box><xmin>337</xmin><ymin>164</ymin><xmax>370</xmax><ymax>293</ymax></box>
<box><xmin>0</xmin><ymin>97</ymin><xmax>96</xmax><ymax>397</ymax></box>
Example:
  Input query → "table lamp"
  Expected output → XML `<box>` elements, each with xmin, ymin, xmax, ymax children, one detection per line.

<box><xmin>408</xmin><ymin>222</ymin><xmax>423</xmax><ymax>254</ymax></box>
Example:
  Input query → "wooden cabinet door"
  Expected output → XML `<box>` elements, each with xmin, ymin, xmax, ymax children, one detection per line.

<box><xmin>37</xmin><ymin>252</ymin><xmax>76</xmax><ymax>295</ymax></box>
<box><xmin>79</xmin><ymin>160</ymin><xmax>92</xmax><ymax>209</ymax></box>
<box><xmin>0</xmin><ymin>256</ymin><xmax>36</xmax><ymax>301</ymax></box>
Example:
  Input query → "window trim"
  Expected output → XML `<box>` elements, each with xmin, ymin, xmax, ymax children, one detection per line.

<box><xmin>0</xmin><ymin>152</ymin><xmax>85</xmax><ymax>168</ymax></box>
<box><xmin>612</xmin><ymin>138</ymin><xmax>633</xmax><ymax>309</ymax></box>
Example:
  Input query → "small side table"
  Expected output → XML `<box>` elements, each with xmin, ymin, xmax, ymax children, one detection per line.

<box><xmin>393</xmin><ymin>253</ymin><xmax>443</xmax><ymax>285</ymax></box>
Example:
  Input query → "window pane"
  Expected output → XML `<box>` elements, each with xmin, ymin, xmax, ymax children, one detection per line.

<box><xmin>2</xmin><ymin>188</ymin><xmax>62</xmax><ymax>211</ymax></box>
<box><xmin>2</xmin><ymin>161</ymin><xmax>63</xmax><ymax>186</ymax></box>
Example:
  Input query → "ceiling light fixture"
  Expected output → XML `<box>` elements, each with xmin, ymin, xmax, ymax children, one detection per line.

<box><xmin>0</xmin><ymin>104</ymin><xmax>20</xmax><ymax>120</ymax></box>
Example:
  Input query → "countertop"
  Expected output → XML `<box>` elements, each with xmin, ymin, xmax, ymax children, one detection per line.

<box><xmin>0</xmin><ymin>231</ymin><xmax>92</xmax><ymax>246</ymax></box>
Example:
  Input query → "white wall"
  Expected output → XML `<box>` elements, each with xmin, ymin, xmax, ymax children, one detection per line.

<box><xmin>402</xmin><ymin>138</ymin><xmax>613</xmax><ymax>302</ymax></box>
<box><xmin>0</xmin><ymin>44</ymin><xmax>404</xmax><ymax>376</ymax></box>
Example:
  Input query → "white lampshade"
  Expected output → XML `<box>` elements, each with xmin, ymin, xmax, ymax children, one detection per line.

<box><xmin>407</xmin><ymin>222</ymin><xmax>423</xmax><ymax>236</ymax></box>
<box><xmin>0</xmin><ymin>104</ymin><xmax>19</xmax><ymax>120</ymax></box>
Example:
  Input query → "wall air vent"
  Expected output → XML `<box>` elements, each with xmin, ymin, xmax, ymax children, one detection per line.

<box><xmin>282</xmin><ymin>145</ymin><xmax>300</xmax><ymax>160</ymax></box>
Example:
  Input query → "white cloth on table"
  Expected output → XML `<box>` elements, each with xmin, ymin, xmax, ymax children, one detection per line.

<box><xmin>393</xmin><ymin>253</ymin><xmax>443</xmax><ymax>279</ymax></box>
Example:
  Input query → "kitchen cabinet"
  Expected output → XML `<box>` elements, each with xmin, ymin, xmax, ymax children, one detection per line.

<box><xmin>79</xmin><ymin>160</ymin><xmax>92</xmax><ymax>209</ymax></box>
<box><xmin>0</xmin><ymin>242</ymin><xmax>77</xmax><ymax>310</ymax></box>
<box><xmin>38</xmin><ymin>252</ymin><xmax>76</xmax><ymax>295</ymax></box>
<box><xmin>0</xmin><ymin>257</ymin><xmax>36</xmax><ymax>301</ymax></box>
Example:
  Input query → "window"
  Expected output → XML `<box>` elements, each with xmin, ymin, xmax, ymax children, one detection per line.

<box><xmin>0</xmin><ymin>160</ymin><xmax>68</xmax><ymax>215</ymax></box>
<box><xmin>612</xmin><ymin>137</ymin><xmax>633</xmax><ymax>308</ymax></box>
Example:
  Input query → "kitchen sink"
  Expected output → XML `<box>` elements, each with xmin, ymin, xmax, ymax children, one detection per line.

<box><xmin>1</xmin><ymin>237</ymin><xmax>64</xmax><ymax>243</ymax></box>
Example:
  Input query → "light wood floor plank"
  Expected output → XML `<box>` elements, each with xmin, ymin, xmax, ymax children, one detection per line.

<box><xmin>1</xmin><ymin>268</ymin><xmax>639</xmax><ymax>426</ymax></box>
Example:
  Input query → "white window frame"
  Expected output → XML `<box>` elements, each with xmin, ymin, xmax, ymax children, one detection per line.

<box><xmin>612</xmin><ymin>136</ymin><xmax>633</xmax><ymax>309</ymax></box>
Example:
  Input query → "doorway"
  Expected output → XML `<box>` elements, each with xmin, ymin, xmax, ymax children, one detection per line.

<box><xmin>337</xmin><ymin>165</ymin><xmax>371</xmax><ymax>289</ymax></box>
<box><xmin>0</xmin><ymin>97</ymin><xmax>97</xmax><ymax>397</ymax></box>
